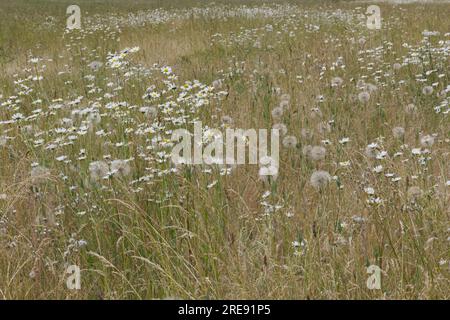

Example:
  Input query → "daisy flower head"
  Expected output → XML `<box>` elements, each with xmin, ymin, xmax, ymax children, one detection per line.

<box><xmin>161</xmin><ymin>66</ymin><xmax>173</xmax><ymax>75</ymax></box>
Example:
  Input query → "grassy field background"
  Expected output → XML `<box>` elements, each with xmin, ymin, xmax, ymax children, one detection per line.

<box><xmin>0</xmin><ymin>0</ymin><xmax>449</xmax><ymax>299</ymax></box>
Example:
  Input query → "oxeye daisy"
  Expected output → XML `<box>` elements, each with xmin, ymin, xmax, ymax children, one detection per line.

<box><xmin>161</xmin><ymin>66</ymin><xmax>172</xmax><ymax>75</ymax></box>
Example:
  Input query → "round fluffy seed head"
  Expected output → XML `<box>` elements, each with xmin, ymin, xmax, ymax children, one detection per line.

<box><xmin>87</xmin><ymin>112</ymin><xmax>101</xmax><ymax>125</ymax></box>
<box><xmin>212</xmin><ymin>79</ymin><xmax>223</xmax><ymax>89</ymax></box>
<box><xmin>310</xmin><ymin>145</ymin><xmax>326</xmax><ymax>161</ymax></box>
<box><xmin>111</xmin><ymin>160</ymin><xmax>131</xmax><ymax>178</ymax></box>
<box><xmin>271</xmin><ymin>107</ymin><xmax>283</xmax><ymax>120</ymax></box>
<box><xmin>302</xmin><ymin>145</ymin><xmax>313</xmax><ymax>157</ymax></box>
<box><xmin>279</xmin><ymin>100</ymin><xmax>289</xmax><ymax>109</ymax></box>
<box><xmin>30</xmin><ymin>165</ymin><xmax>51</xmax><ymax>184</ymax></box>
<box><xmin>139</xmin><ymin>106</ymin><xmax>158</xmax><ymax>118</ymax></box>
<box><xmin>422</xmin><ymin>86</ymin><xmax>434</xmax><ymax>96</ymax></box>
<box><xmin>273</xmin><ymin>123</ymin><xmax>287</xmax><ymax>136</ymax></box>
<box><xmin>310</xmin><ymin>108</ymin><xmax>323</xmax><ymax>119</ymax></box>
<box><xmin>420</xmin><ymin>135</ymin><xmax>434</xmax><ymax>147</ymax></box>
<box><xmin>259</xmin><ymin>165</ymin><xmax>279</xmax><ymax>179</ymax></box>
<box><xmin>331</xmin><ymin>76</ymin><xmax>343</xmax><ymax>87</ymax></box>
<box><xmin>89</xmin><ymin>161</ymin><xmax>109</xmax><ymax>182</ymax></box>
<box><xmin>405</xmin><ymin>103</ymin><xmax>416</xmax><ymax>114</ymax></box>
<box><xmin>0</xmin><ymin>136</ymin><xmax>7</xmax><ymax>147</ymax></box>
<box><xmin>392</xmin><ymin>126</ymin><xmax>405</xmax><ymax>139</ymax></box>
<box><xmin>301</xmin><ymin>128</ymin><xmax>313</xmax><ymax>140</ymax></box>
<box><xmin>365</xmin><ymin>83</ymin><xmax>378</xmax><ymax>92</ymax></box>
<box><xmin>393</xmin><ymin>63</ymin><xmax>402</xmax><ymax>70</ymax></box>
<box><xmin>365</xmin><ymin>145</ymin><xmax>378</xmax><ymax>159</ymax></box>
<box><xmin>221</xmin><ymin>115</ymin><xmax>233</xmax><ymax>125</ymax></box>
<box><xmin>21</xmin><ymin>125</ymin><xmax>35</xmax><ymax>135</ymax></box>
<box><xmin>318</xmin><ymin>121</ymin><xmax>331</xmax><ymax>134</ymax></box>
<box><xmin>280</xmin><ymin>93</ymin><xmax>290</xmax><ymax>102</ymax></box>
<box><xmin>282</xmin><ymin>135</ymin><xmax>297</xmax><ymax>148</ymax></box>
<box><xmin>358</xmin><ymin>91</ymin><xmax>370</xmax><ymax>104</ymax></box>
<box><xmin>88</xmin><ymin>61</ymin><xmax>103</xmax><ymax>71</ymax></box>
<box><xmin>407</xmin><ymin>186</ymin><xmax>423</xmax><ymax>202</ymax></box>
<box><xmin>310</xmin><ymin>170</ymin><xmax>332</xmax><ymax>189</ymax></box>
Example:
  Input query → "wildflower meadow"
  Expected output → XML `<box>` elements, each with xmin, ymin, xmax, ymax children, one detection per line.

<box><xmin>0</xmin><ymin>0</ymin><xmax>449</xmax><ymax>299</ymax></box>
